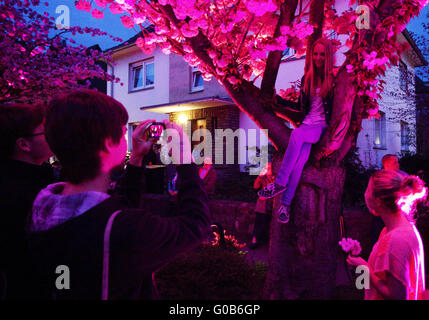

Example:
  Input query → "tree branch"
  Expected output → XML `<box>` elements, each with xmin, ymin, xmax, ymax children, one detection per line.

<box><xmin>260</xmin><ymin>0</ymin><xmax>299</xmax><ymax>98</ymax></box>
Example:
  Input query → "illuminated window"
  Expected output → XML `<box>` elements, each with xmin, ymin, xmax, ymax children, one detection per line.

<box><xmin>401</xmin><ymin>121</ymin><xmax>410</xmax><ymax>151</ymax></box>
<box><xmin>374</xmin><ymin>111</ymin><xmax>386</xmax><ymax>148</ymax></box>
<box><xmin>129</xmin><ymin>59</ymin><xmax>154</xmax><ymax>91</ymax></box>
<box><xmin>191</xmin><ymin>66</ymin><xmax>204</xmax><ymax>92</ymax></box>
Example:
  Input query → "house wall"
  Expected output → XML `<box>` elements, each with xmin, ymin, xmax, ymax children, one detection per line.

<box><xmin>169</xmin><ymin>54</ymin><xmax>228</xmax><ymax>102</ymax></box>
<box><xmin>169</xmin><ymin>105</ymin><xmax>241</xmax><ymax>183</ymax></box>
<box><xmin>108</xmin><ymin>46</ymin><xmax>170</xmax><ymax>122</ymax></box>
<box><xmin>108</xmin><ymin>46</ymin><xmax>170</xmax><ymax>147</ymax></box>
<box><xmin>356</xmin><ymin>58</ymin><xmax>417</xmax><ymax>168</ymax></box>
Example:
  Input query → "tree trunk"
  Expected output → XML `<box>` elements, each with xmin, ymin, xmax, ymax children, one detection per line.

<box><xmin>263</xmin><ymin>153</ymin><xmax>346</xmax><ymax>299</ymax></box>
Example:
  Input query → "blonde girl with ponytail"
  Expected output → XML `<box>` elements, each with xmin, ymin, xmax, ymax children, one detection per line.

<box><xmin>347</xmin><ymin>170</ymin><xmax>427</xmax><ymax>300</ymax></box>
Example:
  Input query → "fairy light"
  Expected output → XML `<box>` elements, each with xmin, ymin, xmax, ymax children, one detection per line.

<box><xmin>396</xmin><ymin>187</ymin><xmax>428</xmax><ymax>215</ymax></box>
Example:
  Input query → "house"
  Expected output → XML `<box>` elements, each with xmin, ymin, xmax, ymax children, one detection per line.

<box><xmin>104</xmin><ymin>1</ymin><xmax>427</xmax><ymax>184</ymax></box>
<box><xmin>354</xmin><ymin>30</ymin><xmax>427</xmax><ymax>168</ymax></box>
<box><xmin>416</xmin><ymin>76</ymin><xmax>429</xmax><ymax>158</ymax></box>
<box><xmin>106</xmin><ymin>34</ymin><xmax>265</xmax><ymax>182</ymax></box>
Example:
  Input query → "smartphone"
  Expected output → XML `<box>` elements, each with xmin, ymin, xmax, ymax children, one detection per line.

<box><xmin>147</xmin><ymin>122</ymin><xmax>166</xmax><ymax>138</ymax></box>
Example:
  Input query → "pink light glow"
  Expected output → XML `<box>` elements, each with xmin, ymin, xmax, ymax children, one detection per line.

<box><xmin>397</xmin><ymin>187</ymin><xmax>428</xmax><ymax>215</ymax></box>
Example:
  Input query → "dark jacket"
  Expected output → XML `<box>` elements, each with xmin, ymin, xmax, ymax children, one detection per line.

<box><xmin>0</xmin><ymin>160</ymin><xmax>55</xmax><ymax>299</ymax></box>
<box><xmin>199</xmin><ymin>166</ymin><xmax>216</xmax><ymax>195</ymax></box>
<box><xmin>277</xmin><ymin>75</ymin><xmax>333</xmax><ymax>125</ymax></box>
<box><xmin>28</xmin><ymin>163</ymin><xmax>210</xmax><ymax>300</ymax></box>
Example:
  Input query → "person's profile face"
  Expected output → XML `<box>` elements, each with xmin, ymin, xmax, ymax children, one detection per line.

<box><xmin>27</xmin><ymin>123</ymin><xmax>54</xmax><ymax>162</ymax></box>
<box><xmin>393</xmin><ymin>158</ymin><xmax>400</xmax><ymax>171</ymax></box>
<box><xmin>109</xmin><ymin>126</ymin><xmax>128</xmax><ymax>175</ymax></box>
<box><xmin>364</xmin><ymin>180</ymin><xmax>380</xmax><ymax>216</ymax></box>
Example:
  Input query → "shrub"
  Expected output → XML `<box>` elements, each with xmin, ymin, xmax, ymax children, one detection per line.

<box><xmin>213</xmin><ymin>173</ymin><xmax>258</xmax><ymax>202</ymax></box>
<box><xmin>154</xmin><ymin>232</ymin><xmax>267</xmax><ymax>300</ymax></box>
<box><xmin>343</xmin><ymin>148</ymin><xmax>377</xmax><ymax>208</ymax></box>
<box><xmin>399</xmin><ymin>152</ymin><xmax>429</xmax><ymax>184</ymax></box>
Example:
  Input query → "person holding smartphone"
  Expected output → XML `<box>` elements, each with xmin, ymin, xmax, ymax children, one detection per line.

<box><xmin>28</xmin><ymin>89</ymin><xmax>210</xmax><ymax>300</ymax></box>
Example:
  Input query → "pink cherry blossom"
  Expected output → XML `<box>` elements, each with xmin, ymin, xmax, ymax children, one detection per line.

<box><xmin>94</xmin><ymin>0</ymin><xmax>108</xmax><ymax>7</ymax></box>
<box><xmin>75</xmin><ymin>0</ymin><xmax>426</xmax><ymax>124</ymax></box>
<box><xmin>227</xmin><ymin>76</ymin><xmax>239</xmax><ymax>85</ymax></box>
<box><xmin>339</xmin><ymin>238</ymin><xmax>362</xmax><ymax>256</ymax></box>
<box><xmin>91</xmin><ymin>9</ymin><xmax>104</xmax><ymax>19</ymax></box>
<box><xmin>220</xmin><ymin>22</ymin><xmax>234</xmax><ymax>34</ymax></box>
<box><xmin>109</xmin><ymin>3</ymin><xmax>124</xmax><ymax>14</ymax></box>
<box><xmin>245</xmin><ymin>0</ymin><xmax>277</xmax><ymax>17</ymax></box>
<box><xmin>120</xmin><ymin>15</ymin><xmax>134</xmax><ymax>28</ymax></box>
<box><xmin>181</xmin><ymin>23</ymin><xmax>199</xmax><ymax>37</ymax></box>
<box><xmin>367</xmin><ymin>107</ymin><xmax>379</xmax><ymax>117</ymax></box>
<box><xmin>75</xmin><ymin>0</ymin><xmax>91</xmax><ymax>12</ymax></box>
<box><xmin>215</xmin><ymin>57</ymin><xmax>229</xmax><ymax>68</ymax></box>
<box><xmin>183</xmin><ymin>44</ymin><xmax>193</xmax><ymax>53</ymax></box>
<box><xmin>133</xmin><ymin>13</ymin><xmax>146</xmax><ymax>25</ymax></box>
<box><xmin>159</xmin><ymin>42</ymin><xmax>172</xmax><ymax>55</ymax></box>
<box><xmin>136</xmin><ymin>37</ymin><xmax>145</xmax><ymax>48</ymax></box>
<box><xmin>197</xmin><ymin>19</ymin><xmax>208</xmax><ymax>30</ymax></box>
<box><xmin>249</xmin><ymin>48</ymin><xmax>267</xmax><ymax>60</ymax></box>
<box><xmin>141</xmin><ymin>43</ymin><xmax>156</xmax><ymax>55</ymax></box>
<box><xmin>1</xmin><ymin>0</ymin><xmax>120</xmax><ymax>104</ymax></box>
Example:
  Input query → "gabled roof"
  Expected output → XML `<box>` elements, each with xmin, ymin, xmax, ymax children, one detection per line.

<box><xmin>402</xmin><ymin>29</ymin><xmax>428</xmax><ymax>67</ymax></box>
<box><xmin>105</xmin><ymin>25</ymin><xmax>154</xmax><ymax>53</ymax></box>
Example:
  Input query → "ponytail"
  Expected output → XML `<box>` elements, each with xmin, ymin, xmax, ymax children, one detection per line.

<box><xmin>366</xmin><ymin>170</ymin><xmax>427</xmax><ymax>221</ymax></box>
<box><xmin>396</xmin><ymin>175</ymin><xmax>427</xmax><ymax>217</ymax></box>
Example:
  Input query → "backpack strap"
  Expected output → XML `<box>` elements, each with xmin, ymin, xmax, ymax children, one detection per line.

<box><xmin>101</xmin><ymin>210</ymin><xmax>122</xmax><ymax>300</ymax></box>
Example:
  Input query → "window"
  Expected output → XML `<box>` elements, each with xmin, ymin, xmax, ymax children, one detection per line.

<box><xmin>281</xmin><ymin>47</ymin><xmax>296</xmax><ymax>60</ymax></box>
<box><xmin>191</xmin><ymin>66</ymin><xmax>204</xmax><ymax>92</ymax></box>
<box><xmin>399</xmin><ymin>60</ymin><xmax>408</xmax><ymax>93</ymax></box>
<box><xmin>401</xmin><ymin>121</ymin><xmax>410</xmax><ymax>151</ymax></box>
<box><xmin>129</xmin><ymin>59</ymin><xmax>154</xmax><ymax>91</ymax></box>
<box><xmin>128</xmin><ymin>123</ymin><xmax>139</xmax><ymax>151</ymax></box>
<box><xmin>374</xmin><ymin>111</ymin><xmax>386</xmax><ymax>149</ymax></box>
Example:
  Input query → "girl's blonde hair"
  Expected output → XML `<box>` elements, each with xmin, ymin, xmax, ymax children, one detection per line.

<box><xmin>365</xmin><ymin>170</ymin><xmax>426</xmax><ymax>220</ymax></box>
<box><xmin>302</xmin><ymin>38</ymin><xmax>335</xmax><ymax>99</ymax></box>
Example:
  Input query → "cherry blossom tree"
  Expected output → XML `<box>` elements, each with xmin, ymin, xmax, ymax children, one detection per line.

<box><xmin>79</xmin><ymin>0</ymin><xmax>428</xmax><ymax>298</ymax></box>
<box><xmin>0</xmin><ymin>0</ymin><xmax>122</xmax><ymax>104</ymax></box>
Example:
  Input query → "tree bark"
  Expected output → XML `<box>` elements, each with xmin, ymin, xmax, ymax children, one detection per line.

<box><xmin>263</xmin><ymin>155</ymin><xmax>347</xmax><ymax>299</ymax></box>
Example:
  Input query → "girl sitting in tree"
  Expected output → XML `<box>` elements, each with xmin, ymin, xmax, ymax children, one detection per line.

<box><xmin>258</xmin><ymin>38</ymin><xmax>335</xmax><ymax>223</ymax></box>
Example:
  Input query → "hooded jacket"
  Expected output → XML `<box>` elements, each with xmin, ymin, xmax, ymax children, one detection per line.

<box><xmin>28</xmin><ymin>164</ymin><xmax>210</xmax><ymax>300</ymax></box>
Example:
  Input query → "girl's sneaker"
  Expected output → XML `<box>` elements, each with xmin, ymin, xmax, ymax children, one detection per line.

<box><xmin>277</xmin><ymin>204</ymin><xmax>290</xmax><ymax>223</ymax></box>
<box><xmin>257</xmin><ymin>182</ymin><xmax>286</xmax><ymax>200</ymax></box>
